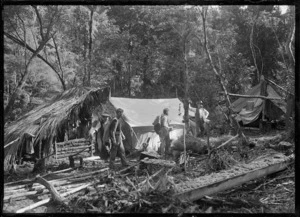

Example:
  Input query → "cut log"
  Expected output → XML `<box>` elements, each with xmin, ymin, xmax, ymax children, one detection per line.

<box><xmin>58</xmin><ymin>145</ymin><xmax>93</xmax><ymax>151</ymax></box>
<box><xmin>174</xmin><ymin>153</ymin><xmax>294</xmax><ymax>202</ymax></box>
<box><xmin>16</xmin><ymin>183</ymin><xmax>93</xmax><ymax>213</ymax></box>
<box><xmin>55</xmin><ymin>138</ymin><xmax>89</xmax><ymax>145</ymax></box>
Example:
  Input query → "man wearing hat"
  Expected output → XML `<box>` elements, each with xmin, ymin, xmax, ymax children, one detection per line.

<box><xmin>159</xmin><ymin>108</ymin><xmax>172</xmax><ymax>159</ymax></box>
<box><xmin>109</xmin><ymin>108</ymin><xmax>129</xmax><ymax>169</ymax></box>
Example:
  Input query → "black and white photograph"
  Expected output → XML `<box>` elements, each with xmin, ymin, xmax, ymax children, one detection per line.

<box><xmin>2</xmin><ymin>4</ymin><xmax>296</xmax><ymax>214</ymax></box>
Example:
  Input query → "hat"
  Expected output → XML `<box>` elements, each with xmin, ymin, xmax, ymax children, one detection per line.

<box><xmin>116</xmin><ymin>108</ymin><xmax>124</xmax><ymax>113</ymax></box>
<box><xmin>163</xmin><ymin>108</ymin><xmax>169</xmax><ymax>113</ymax></box>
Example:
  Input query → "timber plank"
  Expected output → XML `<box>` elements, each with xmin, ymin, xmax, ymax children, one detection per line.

<box><xmin>174</xmin><ymin>153</ymin><xmax>294</xmax><ymax>202</ymax></box>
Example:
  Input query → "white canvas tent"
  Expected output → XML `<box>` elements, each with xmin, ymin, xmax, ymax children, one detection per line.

<box><xmin>109</xmin><ymin>97</ymin><xmax>188</xmax><ymax>152</ymax></box>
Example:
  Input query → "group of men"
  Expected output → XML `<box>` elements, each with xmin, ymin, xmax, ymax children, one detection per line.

<box><xmin>93</xmin><ymin>100</ymin><xmax>209</xmax><ymax>169</ymax></box>
<box><xmin>157</xmin><ymin>101</ymin><xmax>209</xmax><ymax>158</ymax></box>
<box><xmin>92</xmin><ymin>108</ymin><xmax>129</xmax><ymax>170</ymax></box>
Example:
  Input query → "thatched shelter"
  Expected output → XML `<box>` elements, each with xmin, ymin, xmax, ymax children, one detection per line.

<box><xmin>4</xmin><ymin>86</ymin><xmax>110</xmax><ymax>171</ymax></box>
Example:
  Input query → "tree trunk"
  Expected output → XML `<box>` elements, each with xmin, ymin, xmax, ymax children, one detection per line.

<box><xmin>4</xmin><ymin>41</ymin><xmax>48</xmax><ymax>118</ymax></box>
<box><xmin>287</xmin><ymin>23</ymin><xmax>295</xmax><ymax>65</ymax></box>
<box><xmin>183</xmin><ymin>38</ymin><xmax>190</xmax><ymax>130</ymax></box>
<box><xmin>87</xmin><ymin>8</ymin><xmax>94</xmax><ymax>87</ymax></box>
<box><xmin>52</xmin><ymin>36</ymin><xmax>66</xmax><ymax>91</ymax></box>
<box><xmin>200</xmin><ymin>7</ymin><xmax>246</xmax><ymax>140</ymax></box>
<box><xmin>249</xmin><ymin>14</ymin><xmax>260</xmax><ymax>84</ymax></box>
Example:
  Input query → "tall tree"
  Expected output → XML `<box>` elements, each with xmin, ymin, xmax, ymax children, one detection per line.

<box><xmin>4</xmin><ymin>6</ymin><xmax>62</xmax><ymax>120</ymax></box>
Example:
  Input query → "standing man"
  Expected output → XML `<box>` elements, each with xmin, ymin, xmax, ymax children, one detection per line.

<box><xmin>98</xmin><ymin>113</ymin><xmax>111</xmax><ymax>161</ymax></box>
<box><xmin>109</xmin><ymin>108</ymin><xmax>129</xmax><ymax>169</ymax></box>
<box><xmin>159</xmin><ymin>108</ymin><xmax>172</xmax><ymax>159</ymax></box>
<box><xmin>195</xmin><ymin>101</ymin><xmax>209</xmax><ymax>137</ymax></box>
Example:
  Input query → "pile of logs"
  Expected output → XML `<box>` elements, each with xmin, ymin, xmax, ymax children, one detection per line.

<box><xmin>4</xmin><ymin>167</ymin><xmax>109</xmax><ymax>213</ymax></box>
<box><xmin>55</xmin><ymin>138</ymin><xmax>94</xmax><ymax>160</ymax></box>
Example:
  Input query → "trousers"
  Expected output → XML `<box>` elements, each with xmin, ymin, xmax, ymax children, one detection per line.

<box><xmin>159</xmin><ymin>127</ymin><xmax>170</xmax><ymax>157</ymax></box>
<box><xmin>109</xmin><ymin>139</ymin><xmax>128</xmax><ymax>167</ymax></box>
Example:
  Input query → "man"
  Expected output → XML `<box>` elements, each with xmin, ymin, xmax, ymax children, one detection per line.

<box><xmin>109</xmin><ymin>108</ymin><xmax>129</xmax><ymax>169</ymax></box>
<box><xmin>101</xmin><ymin>113</ymin><xmax>111</xmax><ymax>160</ymax></box>
<box><xmin>89</xmin><ymin>116</ymin><xmax>101</xmax><ymax>155</ymax></box>
<box><xmin>159</xmin><ymin>108</ymin><xmax>172</xmax><ymax>158</ymax></box>
<box><xmin>195</xmin><ymin>101</ymin><xmax>209</xmax><ymax>137</ymax></box>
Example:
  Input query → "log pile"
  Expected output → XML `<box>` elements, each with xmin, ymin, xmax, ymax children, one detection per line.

<box><xmin>55</xmin><ymin>138</ymin><xmax>94</xmax><ymax>160</ymax></box>
<box><xmin>4</xmin><ymin>166</ymin><xmax>109</xmax><ymax>213</ymax></box>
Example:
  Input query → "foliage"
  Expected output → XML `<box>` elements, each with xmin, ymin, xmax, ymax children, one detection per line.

<box><xmin>3</xmin><ymin>5</ymin><xmax>295</xmax><ymax>123</ymax></box>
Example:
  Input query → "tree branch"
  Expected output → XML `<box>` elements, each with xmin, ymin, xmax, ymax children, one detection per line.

<box><xmin>32</xmin><ymin>5</ymin><xmax>44</xmax><ymax>41</ymax></box>
<box><xmin>4</xmin><ymin>32</ymin><xmax>65</xmax><ymax>91</ymax></box>
<box><xmin>200</xmin><ymin>6</ymin><xmax>246</xmax><ymax>140</ymax></box>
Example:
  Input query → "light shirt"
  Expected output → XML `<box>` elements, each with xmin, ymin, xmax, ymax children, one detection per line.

<box><xmin>160</xmin><ymin>114</ymin><xmax>170</xmax><ymax>129</ymax></box>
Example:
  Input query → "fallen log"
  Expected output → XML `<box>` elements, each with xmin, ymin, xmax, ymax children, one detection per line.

<box><xmin>174</xmin><ymin>153</ymin><xmax>294</xmax><ymax>202</ymax></box>
<box><xmin>16</xmin><ymin>183</ymin><xmax>93</xmax><ymax>213</ymax></box>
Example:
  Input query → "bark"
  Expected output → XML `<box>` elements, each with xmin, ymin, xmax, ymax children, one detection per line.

<box><xmin>200</xmin><ymin>7</ymin><xmax>246</xmax><ymax>140</ymax></box>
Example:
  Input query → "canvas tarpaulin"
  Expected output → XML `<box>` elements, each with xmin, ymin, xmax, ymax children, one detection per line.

<box><xmin>109</xmin><ymin>97</ymin><xmax>185</xmax><ymax>127</ymax></box>
<box><xmin>231</xmin><ymin>82</ymin><xmax>286</xmax><ymax>125</ymax></box>
<box><xmin>109</xmin><ymin>97</ymin><xmax>186</xmax><ymax>151</ymax></box>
